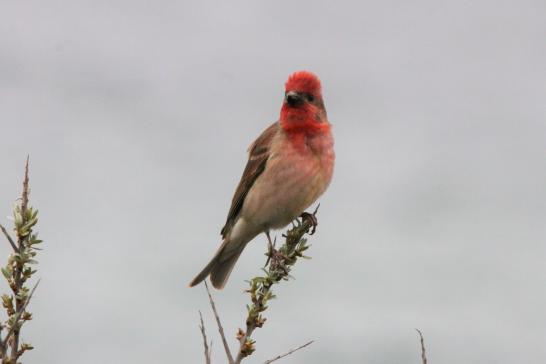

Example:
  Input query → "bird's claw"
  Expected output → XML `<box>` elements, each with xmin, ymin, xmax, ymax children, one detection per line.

<box><xmin>300</xmin><ymin>211</ymin><xmax>318</xmax><ymax>235</ymax></box>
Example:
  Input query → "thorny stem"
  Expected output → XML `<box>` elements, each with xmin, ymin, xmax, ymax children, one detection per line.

<box><xmin>0</xmin><ymin>226</ymin><xmax>17</xmax><ymax>253</ymax></box>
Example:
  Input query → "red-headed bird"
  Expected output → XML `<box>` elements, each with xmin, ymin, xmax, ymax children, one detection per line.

<box><xmin>189</xmin><ymin>71</ymin><xmax>335</xmax><ymax>289</ymax></box>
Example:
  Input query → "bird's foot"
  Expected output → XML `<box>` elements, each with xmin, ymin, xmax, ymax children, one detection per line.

<box><xmin>268</xmin><ymin>249</ymin><xmax>290</xmax><ymax>274</ymax></box>
<box><xmin>300</xmin><ymin>204</ymin><xmax>319</xmax><ymax>235</ymax></box>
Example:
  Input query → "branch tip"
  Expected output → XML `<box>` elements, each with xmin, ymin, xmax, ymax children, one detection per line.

<box><xmin>205</xmin><ymin>281</ymin><xmax>234</xmax><ymax>364</ymax></box>
<box><xmin>198</xmin><ymin>311</ymin><xmax>211</xmax><ymax>364</ymax></box>
<box><xmin>263</xmin><ymin>340</ymin><xmax>314</xmax><ymax>364</ymax></box>
<box><xmin>415</xmin><ymin>329</ymin><xmax>427</xmax><ymax>364</ymax></box>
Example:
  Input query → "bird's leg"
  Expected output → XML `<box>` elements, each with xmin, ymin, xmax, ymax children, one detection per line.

<box><xmin>263</xmin><ymin>230</ymin><xmax>275</xmax><ymax>267</ymax></box>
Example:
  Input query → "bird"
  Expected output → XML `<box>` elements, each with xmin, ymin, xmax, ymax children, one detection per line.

<box><xmin>189</xmin><ymin>71</ymin><xmax>335</xmax><ymax>289</ymax></box>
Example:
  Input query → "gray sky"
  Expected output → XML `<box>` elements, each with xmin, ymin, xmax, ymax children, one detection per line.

<box><xmin>1</xmin><ymin>1</ymin><xmax>545</xmax><ymax>363</ymax></box>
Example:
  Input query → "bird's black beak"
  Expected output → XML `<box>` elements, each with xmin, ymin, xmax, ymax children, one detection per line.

<box><xmin>285</xmin><ymin>91</ymin><xmax>304</xmax><ymax>107</ymax></box>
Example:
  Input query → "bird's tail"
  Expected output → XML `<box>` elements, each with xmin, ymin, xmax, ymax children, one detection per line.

<box><xmin>188</xmin><ymin>239</ymin><xmax>245</xmax><ymax>289</ymax></box>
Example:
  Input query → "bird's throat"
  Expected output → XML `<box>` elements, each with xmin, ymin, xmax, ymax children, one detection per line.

<box><xmin>280</xmin><ymin>107</ymin><xmax>329</xmax><ymax>134</ymax></box>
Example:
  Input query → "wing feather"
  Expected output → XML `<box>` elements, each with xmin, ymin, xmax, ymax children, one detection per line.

<box><xmin>220</xmin><ymin>122</ymin><xmax>279</xmax><ymax>238</ymax></box>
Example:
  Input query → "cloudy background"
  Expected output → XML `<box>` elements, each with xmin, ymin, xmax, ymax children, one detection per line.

<box><xmin>1</xmin><ymin>1</ymin><xmax>545</xmax><ymax>363</ymax></box>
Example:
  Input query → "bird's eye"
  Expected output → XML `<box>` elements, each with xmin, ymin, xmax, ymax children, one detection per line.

<box><xmin>306</xmin><ymin>94</ymin><xmax>314</xmax><ymax>102</ymax></box>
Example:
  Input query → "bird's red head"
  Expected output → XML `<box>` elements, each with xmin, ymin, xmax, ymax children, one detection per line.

<box><xmin>284</xmin><ymin>71</ymin><xmax>322</xmax><ymax>96</ymax></box>
<box><xmin>280</xmin><ymin>71</ymin><xmax>329</xmax><ymax>134</ymax></box>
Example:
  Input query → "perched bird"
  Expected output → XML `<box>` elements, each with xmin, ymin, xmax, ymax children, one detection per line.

<box><xmin>189</xmin><ymin>71</ymin><xmax>335</xmax><ymax>289</ymax></box>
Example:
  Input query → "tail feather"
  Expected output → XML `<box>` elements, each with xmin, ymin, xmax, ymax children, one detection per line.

<box><xmin>188</xmin><ymin>255</ymin><xmax>217</xmax><ymax>288</ymax></box>
<box><xmin>210</xmin><ymin>246</ymin><xmax>244</xmax><ymax>289</ymax></box>
<box><xmin>188</xmin><ymin>240</ymin><xmax>245</xmax><ymax>289</ymax></box>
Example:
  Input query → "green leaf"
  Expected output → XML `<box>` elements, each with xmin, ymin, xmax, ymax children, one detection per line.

<box><xmin>1</xmin><ymin>267</ymin><xmax>11</xmax><ymax>279</ymax></box>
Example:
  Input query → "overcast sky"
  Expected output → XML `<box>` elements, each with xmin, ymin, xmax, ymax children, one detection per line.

<box><xmin>1</xmin><ymin>1</ymin><xmax>545</xmax><ymax>363</ymax></box>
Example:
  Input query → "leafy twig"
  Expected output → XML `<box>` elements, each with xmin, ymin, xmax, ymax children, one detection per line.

<box><xmin>9</xmin><ymin>157</ymin><xmax>30</xmax><ymax>362</ymax></box>
<box><xmin>0</xmin><ymin>158</ymin><xmax>42</xmax><ymax>363</ymax></box>
<box><xmin>263</xmin><ymin>340</ymin><xmax>314</xmax><ymax>364</ymax></box>
<box><xmin>0</xmin><ymin>280</ymin><xmax>40</xmax><ymax>355</ymax></box>
<box><xmin>233</xmin><ymin>209</ymin><xmax>318</xmax><ymax>363</ymax></box>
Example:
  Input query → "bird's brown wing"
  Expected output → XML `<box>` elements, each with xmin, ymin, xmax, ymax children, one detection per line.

<box><xmin>220</xmin><ymin>122</ymin><xmax>279</xmax><ymax>238</ymax></box>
